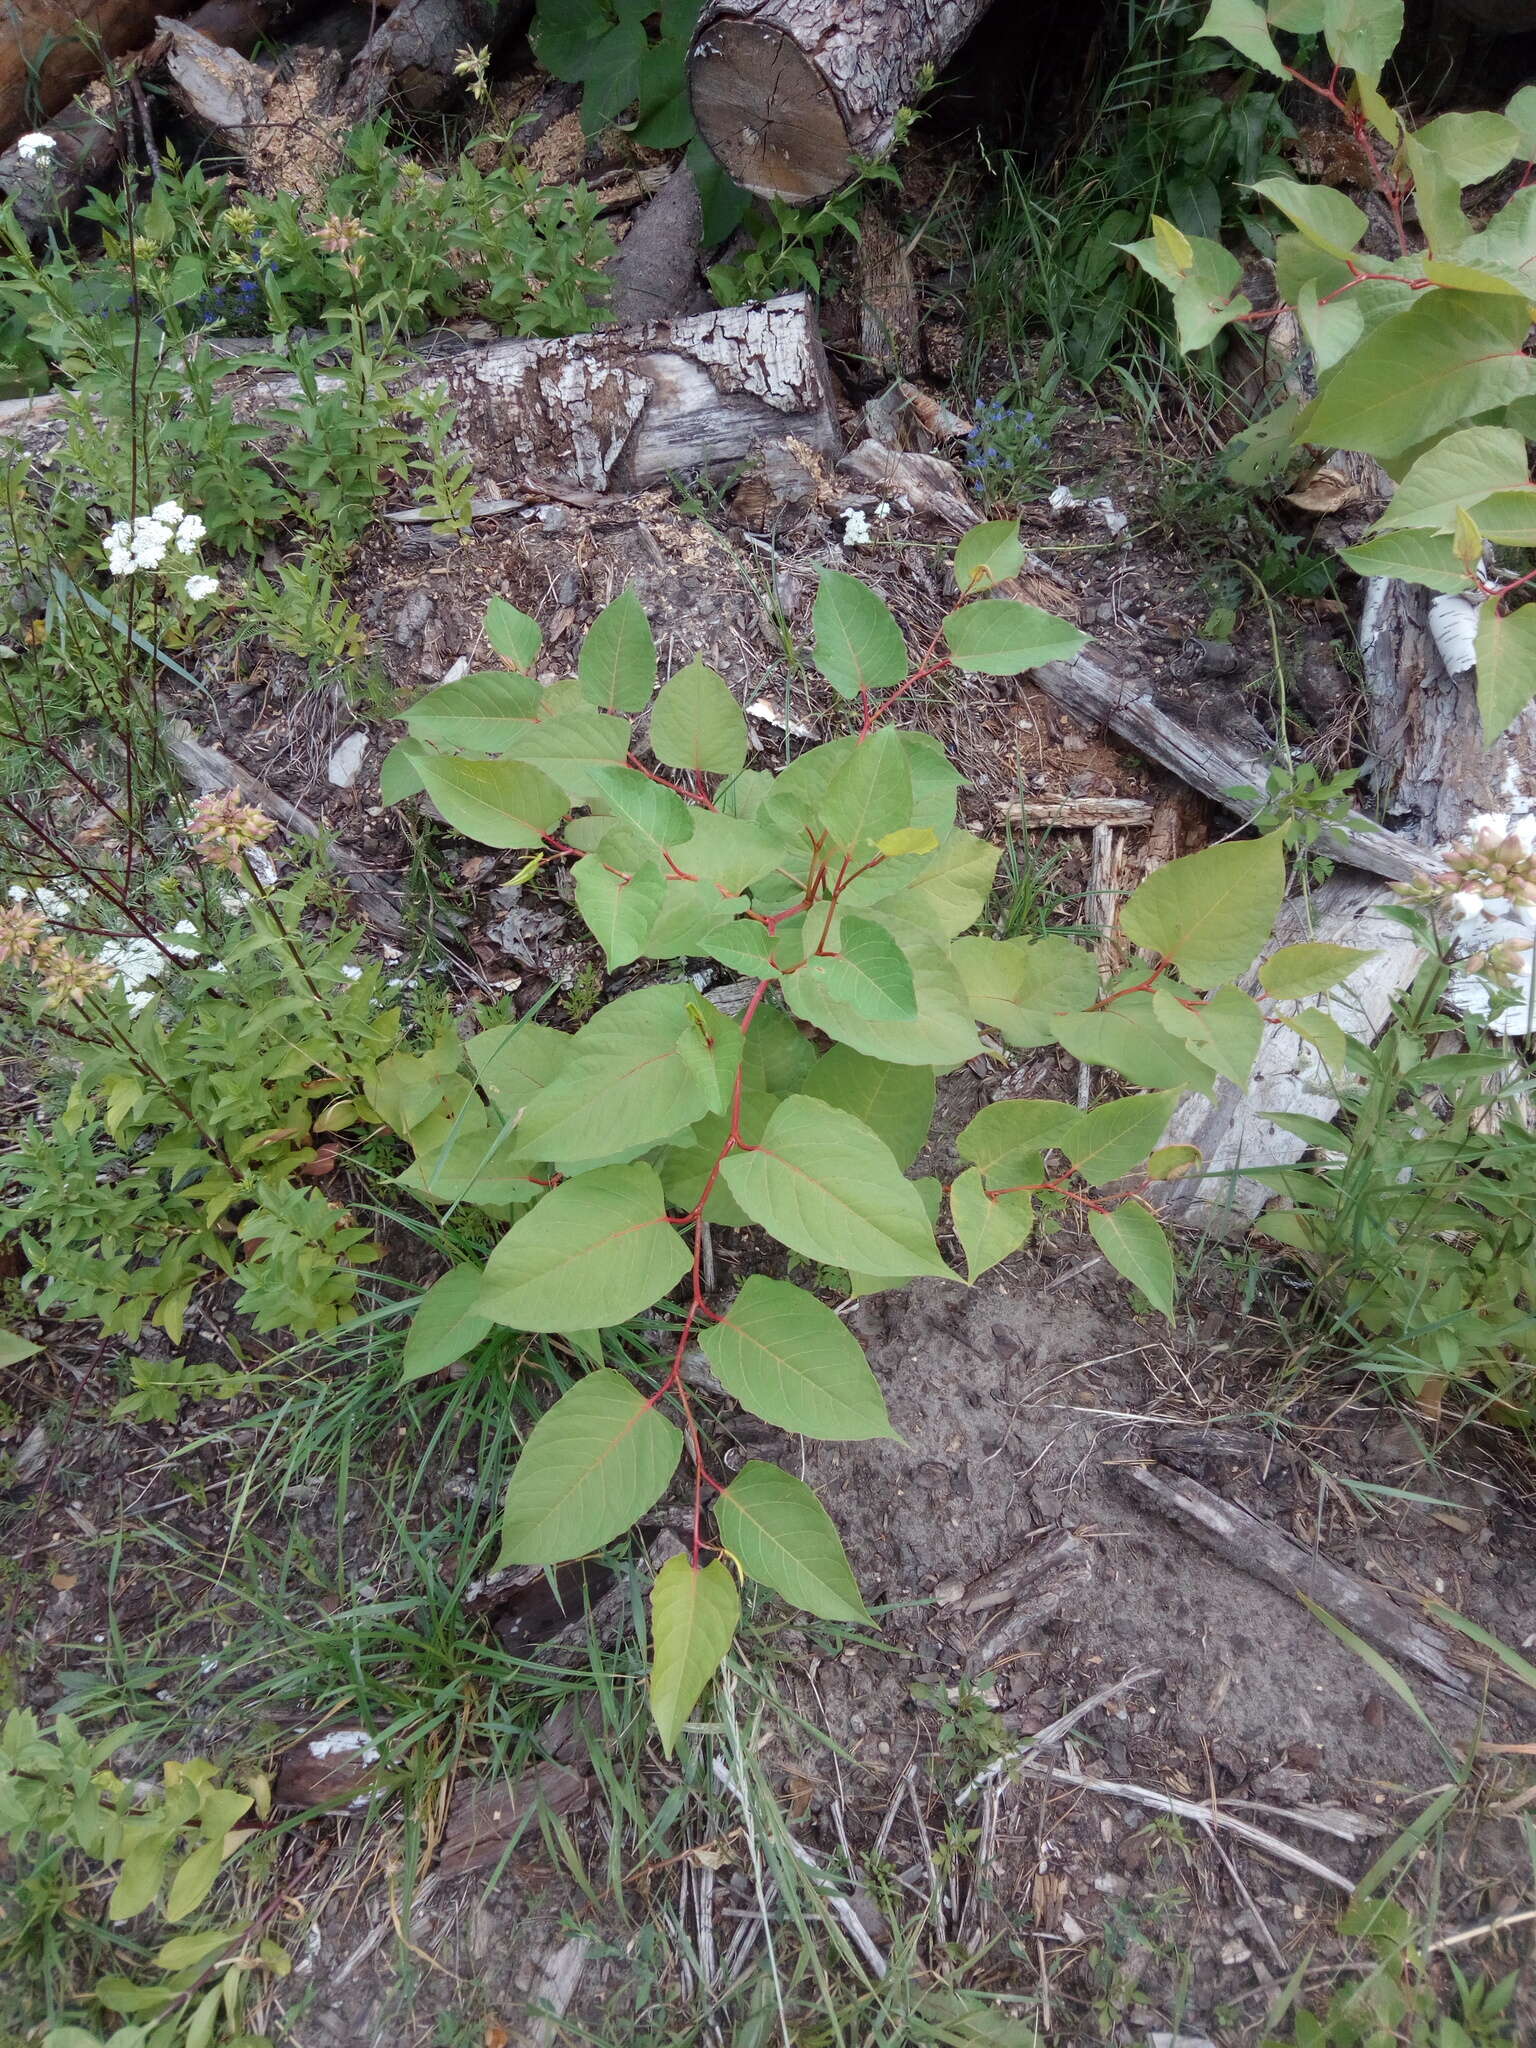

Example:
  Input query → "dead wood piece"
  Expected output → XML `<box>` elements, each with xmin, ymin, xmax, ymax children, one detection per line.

<box><xmin>999</xmin><ymin>797</ymin><xmax>1155</xmax><ymax>830</ymax></box>
<box><xmin>603</xmin><ymin>162</ymin><xmax>710</xmax><ymax>325</ymax></box>
<box><xmin>332</xmin><ymin>0</ymin><xmax>493</xmax><ymax>121</ymax></box>
<box><xmin>1120</xmin><ymin>1461</ymin><xmax>1519</xmax><ymax>1709</ymax></box>
<box><xmin>160</xmin><ymin>19</ymin><xmax>271</xmax><ymax>145</ymax></box>
<box><xmin>1360</xmin><ymin>574</ymin><xmax>1536</xmax><ymax>847</ymax></box>
<box><xmin>862</xmin><ymin>379</ymin><xmax>971</xmax><ymax>452</ymax></box>
<box><xmin>688</xmin><ymin>0</ymin><xmax>994</xmax><ymax>201</ymax></box>
<box><xmin>160</xmin><ymin>722</ymin><xmax>411</xmax><ymax>939</ymax></box>
<box><xmin>838</xmin><ymin>439</ymin><xmax>974</xmax><ymax>528</ymax></box>
<box><xmin>435</xmin><ymin>1761</ymin><xmax>588</xmax><ymax>1877</ymax></box>
<box><xmin>0</xmin><ymin>0</ymin><xmax>182</xmax><ymax>148</ymax></box>
<box><xmin>0</xmin><ymin>0</ymin><xmax>305</xmax><ymax>225</ymax></box>
<box><xmin>1027</xmin><ymin>639</ymin><xmax>1435</xmax><ymax>884</ymax></box>
<box><xmin>966</xmin><ymin>1529</ymin><xmax>1090</xmax><ymax>1672</ymax></box>
<box><xmin>1154</xmin><ymin>871</ymin><xmax>1424</xmax><ymax>1229</ymax></box>
<box><xmin>423</xmin><ymin>291</ymin><xmax>838</xmax><ymax>492</ymax></box>
<box><xmin>855</xmin><ymin>204</ymin><xmax>919</xmax><ymax>378</ymax></box>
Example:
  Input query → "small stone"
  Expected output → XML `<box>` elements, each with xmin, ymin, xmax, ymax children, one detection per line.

<box><xmin>328</xmin><ymin>731</ymin><xmax>369</xmax><ymax>789</ymax></box>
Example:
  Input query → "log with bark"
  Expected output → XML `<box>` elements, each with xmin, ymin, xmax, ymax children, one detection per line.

<box><xmin>688</xmin><ymin>0</ymin><xmax>995</xmax><ymax>201</ymax></box>
<box><xmin>0</xmin><ymin>0</ymin><xmax>182</xmax><ymax>150</ymax></box>
<box><xmin>0</xmin><ymin>0</ymin><xmax>305</xmax><ymax>226</ymax></box>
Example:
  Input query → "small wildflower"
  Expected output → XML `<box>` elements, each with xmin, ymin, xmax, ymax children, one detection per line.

<box><xmin>874</xmin><ymin>501</ymin><xmax>891</xmax><ymax>520</ymax></box>
<box><xmin>175</xmin><ymin>514</ymin><xmax>207</xmax><ymax>553</ymax></box>
<box><xmin>150</xmin><ymin>499</ymin><xmax>184</xmax><ymax>525</ymax></box>
<box><xmin>15</xmin><ymin>132</ymin><xmax>55</xmax><ymax>162</ymax></box>
<box><xmin>186</xmin><ymin>789</ymin><xmax>277</xmax><ymax>872</ymax></box>
<box><xmin>185</xmin><ymin>573</ymin><xmax>220</xmax><ymax>602</ymax></box>
<box><xmin>0</xmin><ymin>901</ymin><xmax>45</xmax><ymax>964</ymax></box>
<box><xmin>33</xmin><ymin>938</ymin><xmax>112</xmax><ymax>1009</ymax></box>
<box><xmin>841</xmin><ymin>508</ymin><xmax>872</xmax><ymax>548</ymax></box>
<box><xmin>224</xmin><ymin>204</ymin><xmax>256</xmax><ymax>233</ymax></box>
<box><xmin>317</xmin><ymin>213</ymin><xmax>364</xmax><ymax>256</ymax></box>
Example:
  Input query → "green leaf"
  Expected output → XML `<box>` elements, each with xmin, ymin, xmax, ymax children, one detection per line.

<box><xmin>799</xmin><ymin>1045</ymin><xmax>935</xmax><ymax>1169</ymax></box>
<box><xmin>587</xmin><ymin>762</ymin><xmax>695</xmax><ymax>857</ymax></box>
<box><xmin>681</xmin><ymin>810</ymin><xmax>784</xmax><ymax>892</ymax></box>
<box><xmin>466</xmin><ymin>1018</ymin><xmax>568</xmax><ymax>1116</ymax></box>
<box><xmin>721</xmin><ymin>1096</ymin><xmax>950</xmax><ymax>1277</ymax></box>
<box><xmin>1378</xmin><ymin>423</ymin><xmax>1533</xmax><ymax>530</ymax></box>
<box><xmin>1052</xmin><ymin>995</ymin><xmax>1217</xmax><ymax>1089</ymax></box>
<box><xmin>1088</xmin><ymin>1203</ymin><xmax>1176</xmax><ymax>1317</ymax></box>
<box><xmin>1250</xmin><ymin>176</ymin><xmax>1366</xmax><ymax>258</ymax></box>
<box><xmin>1338</xmin><ymin>527</ymin><xmax>1477</xmax><ymax>594</ymax></box>
<box><xmin>184</xmin><ymin>1985</ymin><xmax>223</xmax><ymax>2048</ymax></box>
<box><xmin>649</xmin><ymin>1554</ymin><xmax>739</xmax><ymax>1755</ymax></box>
<box><xmin>402</xmin><ymin>1268</ymin><xmax>493</xmax><ymax>1383</ymax></box>
<box><xmin>1302</xmin><ymin>291</ymin><xmax>1536</xmax><ymax>460</ymax></box>
<box><xmin>954</xmin><ymin>519</ymin><xmax>1025</xmax><ymax>594</ymax></box>
<box><xmin>1153</xmin><ymin>983</ymin><xmax>1264</xmax><ymax>1088</ymax></box>
<box><xmin>579</xmin><ymin>588</ymin><xmax>657</xmax><ymax>710</ymax></box>
<box><xmin>1260</xmin><ymin>941</ymin><xmax>1376</xmax><ymax>999</ymax></box>
<box><xmin>480</xmin><ymin>1164</ymin><xmax>691</xmax><ymax>1331</ymax></box>
<box><xmin>1411</xmin><ymin>110</ymin><xmax>1518</xmax><ymax>190</ymax></box>
<box><xmin>957</xmin><ymin>1098</ymin><xmax>1081</xmax><ymax>1182</ymax></box>
<box><xmin>700</xmin><ymin>1274</ymin><xmax>897</xmax><ymax>1439</ymax></box>
<box><xmin>1064</xmin><ymin>1091</ymin><xmax>1179</xmax><ymax>1183</ymax></box>
<box><xmin>943</xmin><ymin>598</ymin><xmax>1087</xmax><ymax>676</ymax></box>
<box><xmin>399</xmin><ymin>1099</ymin><xmax>542</xmax><ymax>1207</ymax></box>
<box><xmin>649</xmin><ymin>659</ymin><xmax>749</xmax><ymax>777</ymax></box>
<box><xmin>844</xmin><ymin>827</ymin><xmax>998</xmax><ymax>939</ymax></box>
<box><xmin>1194</xmin><ymin>0</ymin><xmax>1286</xmax><ymax>74</ymax></box>
<box><xmin>951</xmin><ymin>933</ymin><xmax>1100</xmax><ymax>1046</ymax></box>
<box><xmin>379</xmin><ymin>736</ymin><xmax>429</xmax><ymax>803</ymax></box>
<box><xmin>484</xmin><ymin>597</ymin><xmax>542</xmax><ymax>670</ymax></box>
<box><xmin>514</xmin><ymin>984</ymin><xmax>720</xmax><ymax>1167</ymax></box>
<box><xmin>0</xmin><ymin>1330</ymin><xmax>38</xmax><ymax>1367</ymax></box>
<box><xmin>154</xmin><ymin>1927</ymin><xmax>244</xmax><ymax>1971</ymax></box>
<box><xmin>813</xmin><ymin>569</ymin><xmax>908</xmax><ymax>699</ymax></box>
<box><xmin>794</xmin><ymin>915</ymin><xmax>918</xmax><ymax>1020</ymax></box>
<box><xmin>1287</xmin><ymin>1007</ymin><xmax>1352</xmax><ymax>1075</ymax></box>
<box><xmin>1321</xmin><ymin>0</ymin><xmax>1402</xmax><ymax>86</ymax></box>
<box><xmin>1463</xmin><ymin>490</ymin><xmax>1536</xmax><ymax>546</ymax></box>
<box><xmin>108</xmin><ymin>1840</ymin><xmax>167</xmax><ymax>1921</ymax></box>
<box><xmin>503</xmin><ymin>708</ymin><xmax>631</xmax><ymax>802</ymax></box>
<box><xmin>1476</xmin><ymin>601</ymin><xmax>1536</xmax><ymax>744</ymax></box>
<box><xmin>1120</xmin><ymin>833</ymin><xmax>1285</xmax><ymax>988</ymax></box>
<box><xmin>1507</xmin><ymin>83</ymin><xmax>1536</xmax><ymax>160</ymax></box>
<box><xmin>949</xmin><ymin>1168</ymin><xmax>1035</xmax><ymax>1281</ymax></box>
<box><xmin>822</xmin><ymin>728</ymin><xmax>913</xmax><ymax>853</ymax></box>
<box><xmin>715</xmin><ymin>1463</ymin><xmax>869</xmax><ymax>1623</ymax></box>
<box><xmin>574</xmin><ymin>855</ymin><xmax>666</xmax><ymax>969</ymax></box>
<box><xmin>1166</xmin><ymin>237</ymin><xmax>1252</xmax><ymax>349</ymax></box>
<box><xmin>403</xmin><ymin>670</ymin><xmax>541</xmax><ymax>750</ymax></box>
<box><xmin>417</xmin><ymin>754</ymin><xmax>570</xmax><ymax>849</ymax></box>
<box><xmin>783</xmin><ymin>922</ymin><xmax>983</xmax><ymax>1066</ymax></box>
<box><xmin>164</xmin><ymin>1836</ymin><xmax>225</xmax><ymax>1923</ymax></box>
<box><xmin>876</xmin><ymin>826</ymin><xmax>940</xmax><ymax>857</ymax></box>
<box><xmin>1146</xmin><ymin>1143</ymin><xmax>1202</xmax><ymax>1181</ymax></box>
<box><xmin>500</xmin><ymin>1367</ymin><xmax>682</xmax><ymax>1564</ymax></box>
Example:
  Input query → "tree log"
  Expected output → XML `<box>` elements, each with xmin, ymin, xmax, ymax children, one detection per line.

<box><xmin>0</xmin><ymin>0</ymin><xmax>305</xmax><ymax>226</ymax></box>
<box><xmin>0</xmin><ymin>293</ymin><xmax>839</xmax><ymax>495</ymax></box>
<box><xmin>332</xmin><ymin>0</ymin><xmax>495</xmax><ymax>122</ymax></box>
<box><xmin>0</xmin><ymin>0</ymin><xmax>184</xmax><ymax>149</ymax></box>
<box><xmin>688</xmin><ymin>0</ymin><xmax>994</xmax><ymax>201</ymax></box>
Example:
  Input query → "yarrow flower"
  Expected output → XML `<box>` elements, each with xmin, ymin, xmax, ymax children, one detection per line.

<box><xmin>185</xmin><ymin>573</ymin><xmax>220</xmax><ymax>602</ymax></box>
<box><xmin>186</xmin><ymin>789</ymin><xmax>277</xmax><ymax>872</ymax></box>
<box><xmin>0</xmin><ymin>901</ymin><xmax>45</xmax><ymax>964</ymax></box>
<box><xmin>16</xmin><ymin>132</ymin><xmax>55</xmax><ymax>163</ymax></box>
<box><xmin>841</xmin><ymin>508</ymin><xmax>872</xmax><ymax>548</ymax></box>
<box><xmin>175</xmin><ymin>514</ymin><xmax>206</xmax><ymax>552</ymax></box>
<box><xmin>104</xmin><ymin>515</ymin><xmax>174</xmax><ymax>576</ymax></box>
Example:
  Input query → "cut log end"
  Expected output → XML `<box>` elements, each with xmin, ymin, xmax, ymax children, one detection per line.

<box><xmin>689</xmin><ymin>21</ymin><xmax>850</xmax><ymax>201</ymax></box>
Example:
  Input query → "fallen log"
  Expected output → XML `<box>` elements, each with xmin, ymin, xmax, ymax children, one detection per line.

<box><xmin>332</xmin><ymin>0</ymin><xmax>496</xmax><ymax>122</ymax></box>
<box><xmin>0</xmin><ymin>0</ymin><xmax>183</xmax><ymax>150</ymax></box>
<box><xmin>688</xmin><ymin>0</ymin><xmax>994</xmax><ymax>201</ymax></box>
<box><xmin>0</xmin><ymin>0</ymin><xmax>306</xmax><ymax>226</ymax></box>
<box><xmin>1119</xmin><ymin>1462</ymin><xmax>1522</xmax><ymax>1712</ymax></box>
<box><xmin>161</xmin><ymin>17</ymin><xmax>272</xmax><ymax>147</ymax></box>
<box><xmin>0</xmin><ymin>293</ymin><xmax>840</xmax><ymax>494</ymax></box>
<box><xmin>1025</xmin><ymin>639</ymin><xmax>1436</xmax><ymax>885</ymax></box>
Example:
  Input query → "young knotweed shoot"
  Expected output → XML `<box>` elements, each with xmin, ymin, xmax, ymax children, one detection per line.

<box><xmin>380</xmin><ymin>522</ymin><xmax>1363</xmax><ymax>1750</ymax></box>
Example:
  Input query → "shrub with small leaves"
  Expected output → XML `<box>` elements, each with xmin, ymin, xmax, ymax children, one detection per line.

<box><xmin>380</xmin><ymin>525</ymin><xmax>1365</xmax><ymax>1749</ymax></box>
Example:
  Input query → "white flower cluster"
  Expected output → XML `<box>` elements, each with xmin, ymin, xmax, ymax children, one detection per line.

<box><xmin>839</xmin><ymin>501</ymin><xmax>892</xmax><ymax>550</ymax></box>
<box><xmin>102</xmin><ymin>500</ymin><xmax>217</xmax><ymax>604</ymax></box>
<box><xmin>16</xmin><ymin>132</ymin><xmax>55</xmax><ymax>163</ymax></box>
<box><xmin>1440</xmin><ymin>811</ymin><xmax>1536</xmax><ymax>1036</ymax></box>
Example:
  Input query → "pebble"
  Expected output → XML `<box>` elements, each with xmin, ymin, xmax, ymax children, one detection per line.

<box><xmin>327</xmin><ymin>731</ymin><xmax>369</xmax><ymax>789</ymax></box>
